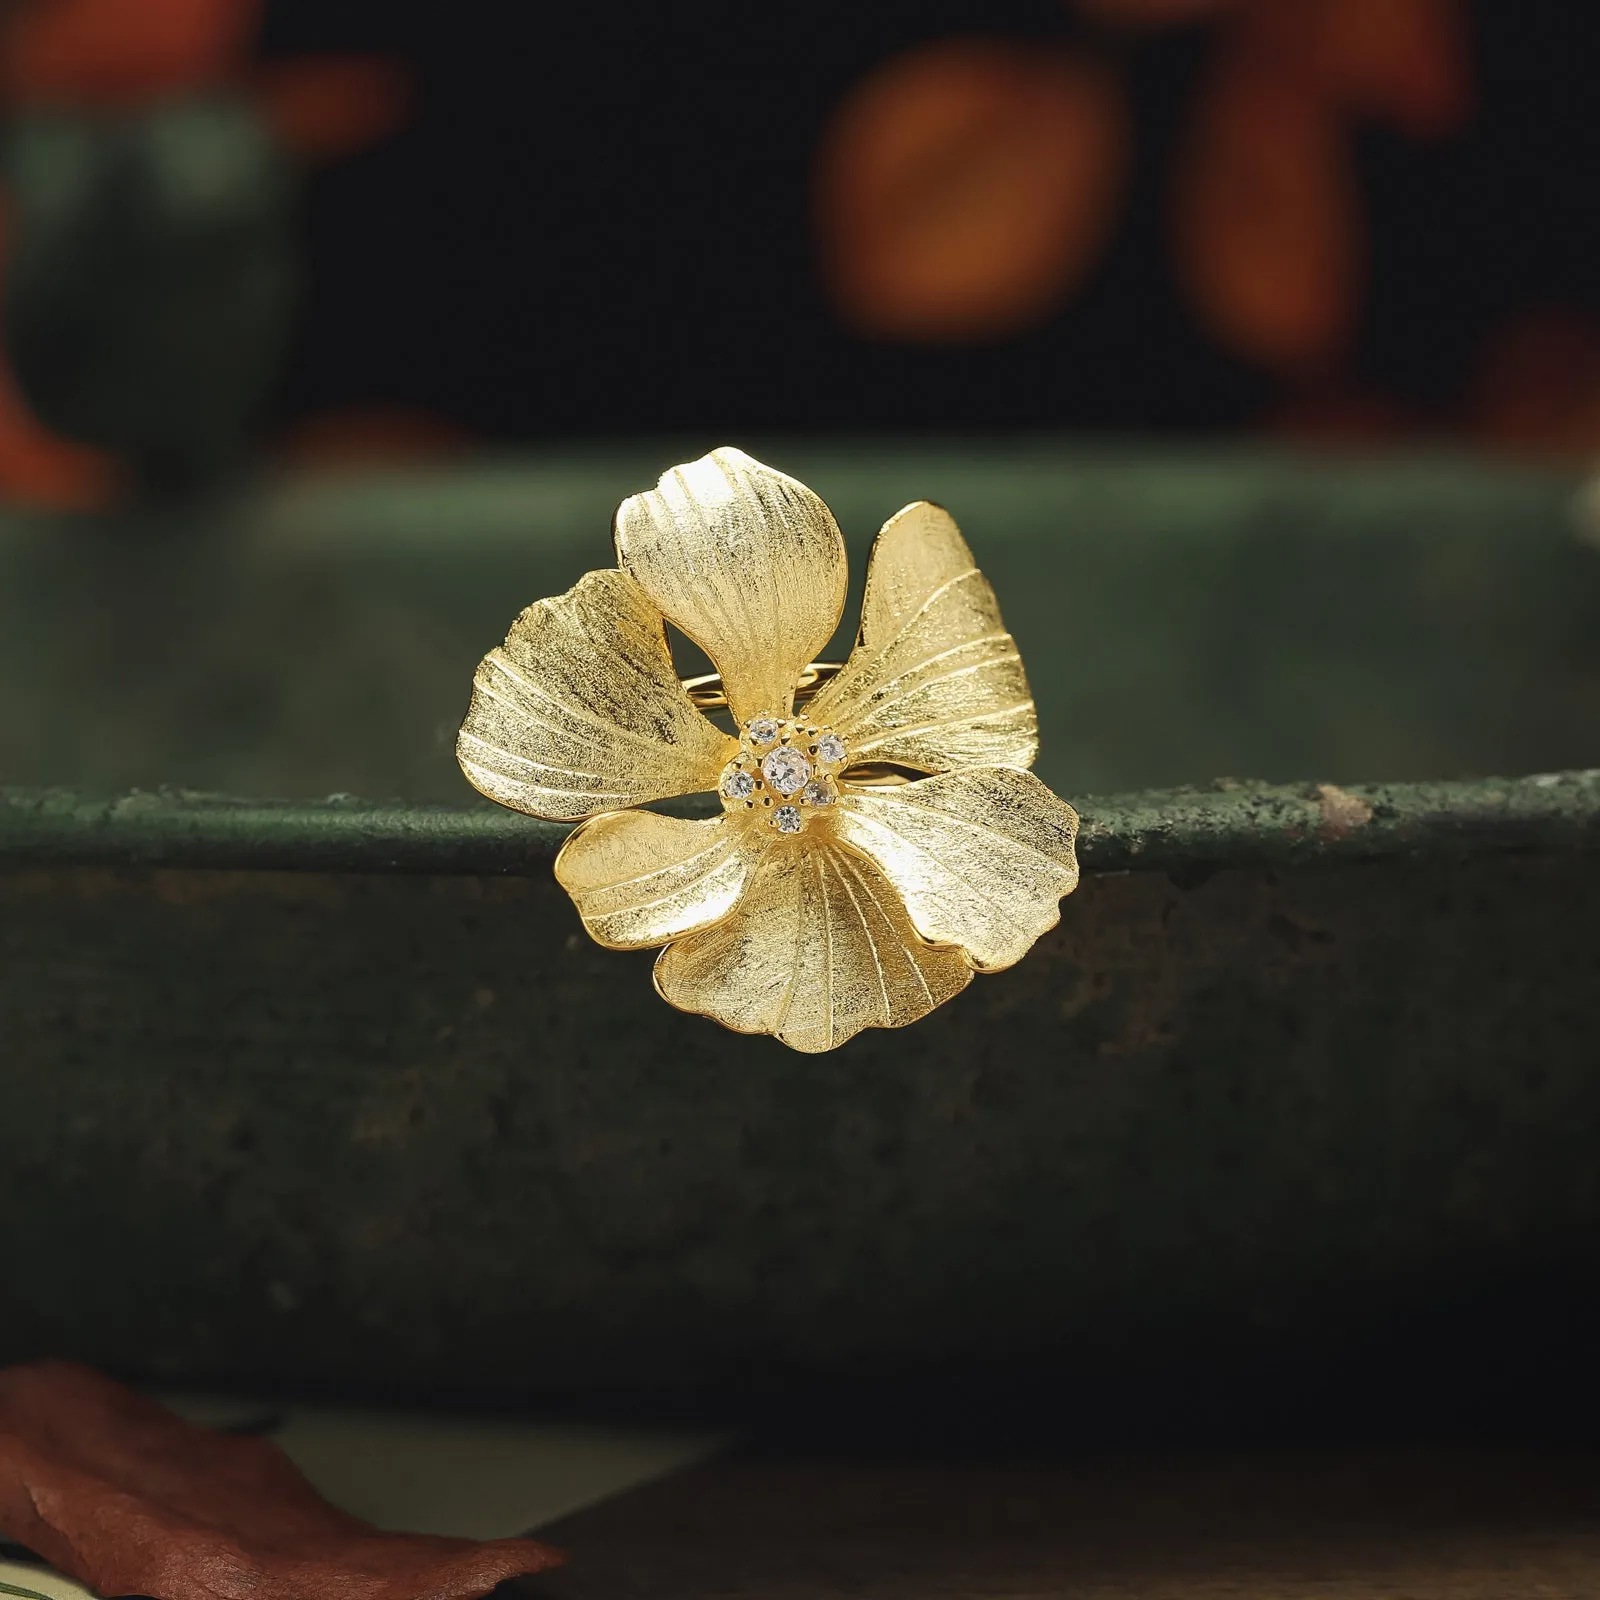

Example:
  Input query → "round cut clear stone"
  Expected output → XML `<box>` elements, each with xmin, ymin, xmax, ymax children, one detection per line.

<box><xmin>801</xmin><ymin>779</ymin><xmax>834</xmax><ymax>807</ymax></box>
<box><xmin>746</xmin><ymin>715</ymin><xmax>781</xmax><ymax>745</ymax></box>
<box><xmin>815</xmin><ymin>732</ymin><xmax>846</xmax><ymax>765</ymax></box>
<box><xmin>723</xmin><ymin>768</ymin><xmax>755</xmax><ymax>800</ymax></box>
<box><xmin>761</xmin><ymin>746</ymin><xmax>811</xmax><ymax>796</ymax></box>
<box><xmin>774</xmin><ymin>805</ymin><xmax>803</xmax><ymax>834</ymax></box>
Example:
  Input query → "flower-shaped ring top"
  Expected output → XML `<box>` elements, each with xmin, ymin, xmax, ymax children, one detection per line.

<box><xmin>457</xmin><ymin>447</ymin><xmax>1079</xmax><ymax>1053</ymax></box>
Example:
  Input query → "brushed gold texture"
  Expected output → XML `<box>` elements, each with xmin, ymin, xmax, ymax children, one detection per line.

<box><xmin>555</xmin><ymin>811</ymin><xmax>751</xmax><ymax>951</ymax></box>
<box><xmin>653</xmin><ymin>840</ymin><xmax>975</xmax><ymax>1055</ymax></box>
<box><xmin>833</xmin><ymin>768</ymin><xmax>1080</xmax><ymax>972</ymax></box>
<box><xmin>613</xmin><ymin>448</ymin><xmax>848</xmax><ymax>727</ymax></box>
<box><xmin>457</xmin><ymin>568</ymin><xmax>736</xmax><ymax>822</ymax></box>
<box><xmin>458</xmin><ymin>447</ymin><xmax>1081</xmax><ymax>1052</ymax></box>
<box><xmin>806</xmin><ymin>500</ymin><xmax>1038</xmax><ymax>773</ymax></box>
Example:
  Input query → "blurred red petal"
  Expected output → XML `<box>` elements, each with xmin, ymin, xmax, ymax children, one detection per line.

<box><xmin>815</xmin><ymin>39</ymin><xmax>1129</xmax><ymax>342</ymax></box>
<box><xmin>1310</xmin><ymin>0</ymin><xmax>1471</xmax><ymax>139</ymax></box>
<box><xmin>253</xmin><ymin>56</ymin><xmax>414</xmax><ymax>158</ymax></box>
<box><xmin>1174</xmin><ymin>37</ymin><xmax>1363</xmax><ymax>370</ymax></box>
<box><xmin>2</xmin><ymin>0</ymin><xmax>259</xmax><ymax>103</ymax></box>
<box><xmin>0</xmin><ymin>365</ymin><xmax>119</xmax><ymax>508</ymax></box>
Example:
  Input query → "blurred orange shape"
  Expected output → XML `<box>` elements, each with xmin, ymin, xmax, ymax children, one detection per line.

<box><xmin>1175</xmin><ymin>44</ymin><xmax>1363</xmax><ymax>370</ymax></box>
<box><xmin>253</xmin><ymin>56</ymin><xmax>413</xmax><ymax>159</ymax></box>
<box><xmin>2</xmin><ymin>0</ymin><xmax>260</xmax><ymax>103</ymax></box>
<box><xmin>1312</xmin><ymin>0</ymin><xmax>1470</xmax><ymax>139</ymax></box>
<box><xmin>0</xmin><ymin>366</ymin><xmax>117</xmax><ymax>508</ymax></box>
<box><xmin>1073</xmin><ymin>0</ymin><xmax>1237</xmax><ymax>26</ymax></box>
<box><xmin>815</xmin><ymin>39</ymin><xmax>1128</xmax><ymax>342</ymax></box>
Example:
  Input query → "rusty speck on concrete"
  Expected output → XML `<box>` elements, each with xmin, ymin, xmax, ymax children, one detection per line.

<box><xmin>1315</xmin><ymin>783</ymin><xmax>1375</xmax><ymax>839</ymax></box>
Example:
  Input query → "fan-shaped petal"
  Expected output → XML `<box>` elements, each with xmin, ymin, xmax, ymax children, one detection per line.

<box><xmin>833</xmin><ymin>767</ymin><xmax>1078</xmax><ymax>971</ymax></box>
<box><xmin>457</xmin><ymin>568</ymin><xmax>735</xmax><ymax>821</ymax></box>
<box><xmin>806</xmin><ymin>501</ymin><xmax>1037</xmax><ymax>774</ymax></box>
<box><xmin>613</xmin><ymin>447</ymin><xmax>848</xmax><ymax>727</ymax></box>
<box><xmin>555</xmin><ymin>810</ymin><xmax>758</xmax><ymax>950</ymax></box>
<box><xmin>654</xmin><ymin>838</ymin><xmax>972</xmax><ymax>1053</ymax></box>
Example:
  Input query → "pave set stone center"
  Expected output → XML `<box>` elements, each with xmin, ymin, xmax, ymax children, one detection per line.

<box><xmin>720</xmin><ymin>713</ymin><xmax>849</xmax><ymax>833</ymax></box>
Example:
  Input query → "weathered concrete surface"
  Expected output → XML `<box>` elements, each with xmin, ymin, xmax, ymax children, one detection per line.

<box><xmin>4</xmin><ymin>768</ymin><xmax>1597</xmax><ymax>876</ymax></box>
<box><xmin>1</xmin><ymin>778</ymin><xmax>1595</xmax><ymax>1403</ymax></box>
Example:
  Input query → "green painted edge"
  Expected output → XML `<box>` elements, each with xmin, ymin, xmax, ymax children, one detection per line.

<box><xmin>2</xmin><ymin>770</ymin><xmax>1596</xmax><ymax>878</ymax></box>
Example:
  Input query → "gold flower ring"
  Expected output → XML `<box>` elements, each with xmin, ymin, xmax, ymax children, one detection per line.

<box><xmin>456</xmin><ymin>447</ymin><xmax>1081</xmax><ymax>1053</ymax></box>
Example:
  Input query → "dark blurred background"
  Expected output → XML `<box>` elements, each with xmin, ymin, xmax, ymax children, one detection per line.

<box><xmin>271</xmin><ymin>0</ymin><xmax>1600</xmax><ymax>441</ymax></box>
<box><xmin>1</xmin><ymin>0</ymin><xmax>1600</xmax><ymax>501</ymax></box>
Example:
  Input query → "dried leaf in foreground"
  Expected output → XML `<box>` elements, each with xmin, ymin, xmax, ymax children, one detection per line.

<box><xmin>0</xmin><ymin>1362</ymin><xmax>565</xmax><ymax>1600</ymax></box>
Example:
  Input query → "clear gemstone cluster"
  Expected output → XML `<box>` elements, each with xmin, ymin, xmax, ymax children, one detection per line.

<box><xmin>762</xmin><ymin>745</ymin><xmax>809</xmax><ymax>796</ymax></box>
<box><xmin>719</xmin><ymin>710</ymin><xmax>849</xmax><ymax>833</ymax></box>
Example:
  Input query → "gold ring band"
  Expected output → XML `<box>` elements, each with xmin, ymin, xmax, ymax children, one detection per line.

<box><xmin>679</xmin><ymin>660</ymin><xmax>845</xmax><ymax>710</ymax></box>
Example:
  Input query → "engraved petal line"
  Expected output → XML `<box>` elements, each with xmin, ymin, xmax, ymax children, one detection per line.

<box><xmin>837</xmin><ymin>850</ymin><xmax>937</xmax><ymax>1010</ymax></box>
<box><xmin>862</xmin><ymin>565</ymin><xmax>977</xmax><ymax>652</ymax></box>
<box><xmin>584</xmin><ymin>840</ymin><xmax>749</xmax><ymax>919</ymax></box>
<box><xmin>773</xmin><ymin>850</ymin><xmax>809</xmax><ymax>1039</ymax></box>
<box><xmin>810</xmin><ymin>568</ymin><xmax>978</xmax><ymax>722</ymax></box>
<box><xmin>831</xmin><ymin>646</ymin><xmax>1021</xmax><ymax>739</ymax></box>
<box><xmin>842</xmin><ymin>807</ymin><xmax>1023</xmax><ymax>933</ymax></box>
<box><xmin>865</xmin><ymin>780</ymin><xmax>1077</xmax><ymax>874</ymax></box>
<box><xmin>458</xmin><ymin>764</ymin><xmax>637</xmax><ymax>807</ymax></box>
<box><xmin>455</xmin><ymin>727</ymin><xmax>620</xmax><ymax>788</ymax></box>
<box><xmin>556</xmin><ymin>812</ymin><xmax>762</xmax><ymax>949</ymax></box>
<box><xmin>818</xmin><ymin>852</ymin><xmax>837</xmax><ymax>1050</ymax></box>
<box><xmin>829</xmin><ymin>850</ymin><xmax>891</xmax><ymax>1023</ymax></box>
<box><xmin>667</xmin><ymin>461</ymin><xmax>750</xmax><ymax>670</ymax></box>
<box><xmin>459</xmin><ymin>569</ymin><xmax>734</xmax><ymax>819</ymax></box>
<box><xmin>641</xmin><ymin>464</ymin><xmax>750</xmax><ymax>684</ymax></box>
<box><xmin>805</xmin><ymin>508</ymin><xmax>1036</xmax><ymax>775</ymax></box>
<box><xmin>727</xmin><ymin>460</ymin><xmax>806</xmax><ymax>701</ymax></box>
<box><xmin>847</xmin><ymin>700</ymin><xmax>1038</xmax><ymax>757</ymax></box>
<box><xmin>834</xmin><ymin>770</ymin><xmax>1079</xmax><ymax>973</ymax></box>
<box><xmin>483</xmin><ymin>651</ymin><xmax>710</xmax><ymax>760</ymax></box>
<box><xmin>615</xmin><ymin>448</ymin><xmax>847</xmax><ymax>725</ymax></box>
<box><xmin>823</xmin><ymin>630</ymin><xmax>1014</xmax><ymax>728</ymax></box>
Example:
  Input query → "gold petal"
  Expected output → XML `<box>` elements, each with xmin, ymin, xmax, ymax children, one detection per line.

<box><xmin>654</xmin><ymin>839</ymin><xmax>973</xmax><ymax>1054</ymax></box>
<box><xmin>554</xmin><ymin>810</ymin><xmax>755</xmax><ymax>950</ymax></box>
<box><xmin>457</xmin><ymin>568</ymin><xmax>735</xmax><ymax>821</ymax></box>
<box><xmin>834</xmin><ymin>767</ymin><xmax>1078</xmax><ymax>972</ymax></box>
<box><xmin>807</xmin><ymin>501</ymin><xmax>1037</xmax><ymax>773</ymax></box>
<box><xmin>613</xmin><ymin>447</ymin><xmax>849</xmax><ymax>726</ymax></box>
